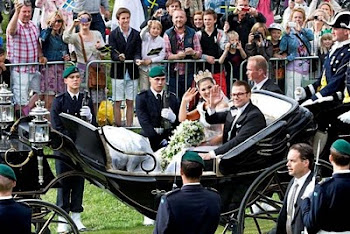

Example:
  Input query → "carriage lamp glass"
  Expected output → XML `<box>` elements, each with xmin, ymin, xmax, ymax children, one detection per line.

<box><xmin>29</xmin><ymin>100</ymin><xmax>50</xmax><ymax>145</ymax></box>
<box><xmin>0</xmin><ymin>82</ymin><xmax>14</xmax><ymax>129</ymax></box>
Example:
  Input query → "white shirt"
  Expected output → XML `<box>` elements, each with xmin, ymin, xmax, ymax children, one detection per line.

<box><xmin>287</xmin><ymin>171</ymin><xmax>311</xmax><ymax>216</ymax></box>
<box><xmin>150</xmin><ymin>87</ymin><xmax>164</xmax><ymax>100</ymax></box>
<box><xmin>253</xmin><ymin>77</ymin><xmax>269</xmax><ymax>91</ymax></box>
<box><xmin>67</xmin><ymin>90</ymin><xmax>79</xmax><ymax>101</ymax></box>
<box><xmin>0</xmin><ymin>196</ymin><xmax>12</xmax><ymax>200</ymax></box>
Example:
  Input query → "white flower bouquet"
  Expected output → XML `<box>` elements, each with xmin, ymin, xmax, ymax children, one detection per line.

<box><xmin>160</xmin><ymin>120</ymin><xmax>205</xmax><ymax>171</ymax></box>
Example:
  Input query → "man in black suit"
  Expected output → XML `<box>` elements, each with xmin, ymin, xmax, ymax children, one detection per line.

<box><xmin>0</xmin><ymin>164</ymin><xmax>31</xmax><ymax>234</ymax></box>
<box><xmin>247</xmin><ymin>55</ymin><xmax>283</xmax><ymax>94</ymax></box>
<box><xmin>274</xmin><ymin>143</ymin><xmax>314</xmax><ymax>234</ymax></box>
<box><xmin>199</xmin><ymin>80</ymin><xmax>266</xmax><ymax>159</ymax></box>
<box><xmin>110</xmin><ymin>7</ymin><xmax>142</xmax><ymax>127</ymax></box>
<box><xmin>153</xmin><ymin>151</ymin><xmax>221</xmax><ymax>234</ymax></box>
<box><xmin>136</xmin><ymin>66</ymin><xmax>180</xmax><ymax>151</ymax></box>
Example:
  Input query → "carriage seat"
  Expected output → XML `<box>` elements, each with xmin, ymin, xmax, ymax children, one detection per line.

<box><xmin>251</xmin><ymin>92</ymin><xmax>293</xmax><ymax>126</ymax></box>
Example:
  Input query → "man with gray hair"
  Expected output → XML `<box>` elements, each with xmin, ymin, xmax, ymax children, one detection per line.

<box><xmin>246</xmin><ymin>55</ymin><xmax>283</xmax><ymax>94</ymax></box>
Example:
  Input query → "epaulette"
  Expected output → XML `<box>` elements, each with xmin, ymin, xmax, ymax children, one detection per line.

<box><xmin>205</xmin><ymin>187</ymin><xmax>219</xmax><ymax>194</ymax></box>
<box><xmin>138</xmin><ymin>89</ymin><xmax>147</xmax><ymax>95</ymax></box>
<box><xmin>18</xmin><ymin>201</ymin><xmax>31</xmax><ymax>209</ymax></box>
<box><xmin>164</xmin><ymin>188</ymin><xmax>181</xmax><ymax>197</ymax></box>
<box><xmin>55</xmin><ymin>93</ymin><xmax>65</xmax><ymax>98</ymax></box>
<box><xmin>169</xmin><ymin>92</ymin><xmax>177</xmax><ymax>97</ymax></box>
<box><xmin>318</xmin><ymin>177</ymin><xmax>332</xmax><ymax>185</ymax></box>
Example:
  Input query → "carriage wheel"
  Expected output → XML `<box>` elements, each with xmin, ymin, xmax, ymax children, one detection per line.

<box><xmin>19</xmin><ymin>199</ymin><xmax>79</xmax><ymax>234</ymax></box>
<box><xmin>236</xmin><ymin>159</ymin><xmax>332</xmax><ymax>234</ymax></box>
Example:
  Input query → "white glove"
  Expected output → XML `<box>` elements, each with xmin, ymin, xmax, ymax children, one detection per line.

<box><xmin>80</xmin><ymin>106</ymin><xmax>92</xmax><ymax>122</ymax></box>
<box><xmin>301</xmin><ymin>177</ymin><xmax>315</xmax><ymax>199</ymax></box>
<box><xmin>338</xmin><ymin>110</ymin><xmax>350</xmax><ymax>124</ymax></box>
<box><xmin>161</xmin><ymin>108</ymin><xmax>176</xmax><ymax>123</ymax></box>
<box><xmin>301</xmin><ymin>99</ymin><xmax>315</xmax><ymax>107</ymax></box>
<box><xmin>294</xmin><ymin>87</ymin><xmax>306</xmax><ymax>101</ymax></box>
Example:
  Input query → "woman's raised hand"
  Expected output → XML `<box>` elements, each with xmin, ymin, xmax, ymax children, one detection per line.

<box><xmin>183</xmin><ymin>87</ymin><xmax>198</xmax><ymax>103</ymax></box>
<box><xmin>209</xmin><ymin>85</ymin><xmax>223</xmax><ymax>109</ymax></box>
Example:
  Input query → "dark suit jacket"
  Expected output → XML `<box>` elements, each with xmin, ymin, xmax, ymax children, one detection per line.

<box><xmin>0</xmin><ymin>198</ymin><xmax>31</xmax><ymax>234</ymax></box>
<box><xmin>153</xmin><ymin>184</ymin><xmax>221</xmax><ymax>234</ymax></box>
<box><xmin>136</xmin><ymin>90</ymin><xmax>180</xmax><ymax>151</ymax></box>
<box><xmin>110</xmin><ymin>27</ymin><xmax>141</xmax><ymax>79</ymax></box>
<box><xmin>206</xmin><ymin>102</ymin><xmax>266</xmax><ymax>156</ymax></box>
<box><xmin>261</xmin><ymin>79</ymin><xmax>283</xmax><ymax>94</ymax></box>
<box><xmin>275</xmin><ymin>173</ymin><xmax>313</xmax><ymax>234</ymax></box>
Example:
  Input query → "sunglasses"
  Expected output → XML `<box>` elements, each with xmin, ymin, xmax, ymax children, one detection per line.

<box><xmin>54</xmin><ymin>19</ymin><xmax>63</xmax><ymax>23</ymax></box>
<box><xmin>80</xmin><ymin>17</ymin><xmax>91</xmax><ymax>23</ymax></box>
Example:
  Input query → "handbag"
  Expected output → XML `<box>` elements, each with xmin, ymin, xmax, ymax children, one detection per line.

<box><xmin>79</xmin><ymin>34</ymin><xmax>106</xmax><ymax>89</ymax></box>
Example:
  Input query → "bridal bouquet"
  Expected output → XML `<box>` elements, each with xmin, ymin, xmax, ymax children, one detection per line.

<box><xmin>160</xmin><ymin>120</ymin><xmax>205</xmax><ymax>171</ymax></box>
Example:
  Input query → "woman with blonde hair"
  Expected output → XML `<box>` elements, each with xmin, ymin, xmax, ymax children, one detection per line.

<box><xmin>39</xmin><ymin>10</ymin><xmax>70</xmax><ymax>111</ymax></box>
<box><xmin>280</xmin><ymin>8</ymin><xmax>314</xmax><ymax>98</ymax></box>
<box><xmin>245</xmin><ymin>22</ymin><xmax>273</xmax><ymax>60</ymax></box>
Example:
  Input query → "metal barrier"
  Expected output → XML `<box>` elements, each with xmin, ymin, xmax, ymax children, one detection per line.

<box><xmin>239</xmin><ymin>56</ymin><xmax>321</xmax><ymax>99</ymax></box>
<box><xmin>85</xmin><ymin>59</ymin><xmax>234</xmax><ymax>127</ymax></box>
<box><xmin>4</xmin><ymin>61</ymin><xmax>74</xmax><ymax>118</ymax></box>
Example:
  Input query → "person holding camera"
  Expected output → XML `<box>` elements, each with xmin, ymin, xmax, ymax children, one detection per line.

<box><xmin>280</xmin><ymin>8</ymin><xmax>314</xmax><ymax>98</ymax></box>
<box><xmin>220</xmin><ymin>0</ymin><xmax>266</xmax><ymax>49</ymax></box>
<box><xmin>245</xmin><ymin>22</ymin><xmax>273</xmax><ymax>61</ymax></box>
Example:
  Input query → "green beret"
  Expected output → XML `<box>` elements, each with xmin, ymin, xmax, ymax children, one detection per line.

<box><xmin>331</xmin><ymin>139</ymin><xmax>350</xmax><ymax>156</ymax></box>
<box><xmin>149</xmin><ymin>66</ymin><xmax>165</xmax><ymax>78</ymax></box>
<box><xmin>63</xmin><ymin>66</ymin><xmax>80</xmax><ymax>78</ymax></box>
<box><xmin>182</xmin><ymin>151</ymin><xmax>205</xmax><ymax>167</ymax></box>
<box><xmin>0</xmin><ymin>164</ymin><xmax>16</xmax><ymax>181</ymax></box>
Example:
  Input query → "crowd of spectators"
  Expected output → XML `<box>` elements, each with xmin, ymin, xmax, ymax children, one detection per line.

<box><xmin>0</xmin><ymin>0</ymin><xmax>348</xmax><ymax>124</ymax></box>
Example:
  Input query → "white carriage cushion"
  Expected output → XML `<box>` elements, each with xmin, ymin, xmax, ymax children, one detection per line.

<box><xmin>100</xmin><ymin>126</ymin><xmax>154</xmax><ymax>172</ymax></box>
<box><xmin>251</xmin><ymin>93</ymin><xmax>292</xmax><ymax>125</ymax></box>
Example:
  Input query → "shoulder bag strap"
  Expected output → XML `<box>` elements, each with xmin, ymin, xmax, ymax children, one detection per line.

<box><xmin>295</xmin><ymin>32</ymin><xmax>311</xmax><ymax>56</ymax></box>
<box><xmin>79</xmin><ymin>33</ymin><xmax>88</xmax><ymax>63</ymax></box>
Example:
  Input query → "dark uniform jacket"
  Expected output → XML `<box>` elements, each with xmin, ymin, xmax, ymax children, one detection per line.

<box><xmin>110</xmin><ymin>27</ymin><xmax>142</xmax><ymax>80</ymax></box>
<box><xmin>305</xmin><ymin>42</ymin><xmax>350</xmax><ymax>101</ymax></box>
<box><xmin>0</xmin><ymin>198</ymin><xmax>31</xmax><ymax>234</ymax></box>
<box><xmin>136</xmin><ymin>89</ymin><xmax>179</xmax><ymax>151</ymax></box>
<box><xmin>51</xmin><ymin>92</ymin><xmax>96</xmax><ymax>139</ymax></box>
<box><xmin>205</xmin><ymin>102</ymin><xmax>266</xmax><ymax>156</ymax></box>
<box><xmin>153</xmin><ymin>184</ymin><xmax>221</xmax><ymax>234</ymax></box>
<box><xmin>275</xmin><ymin>173</ymin><xmax>313</xmax><ymax>234</ymax></box>
<box><xmin>301</xmin><ymin>172</ymin><xmax>350</xmax><ymax>233</ymax></box>
<box><xmin>261</xmin><ymin>78</ymin><xmax>283</xmax><ymax>94</ymax></box>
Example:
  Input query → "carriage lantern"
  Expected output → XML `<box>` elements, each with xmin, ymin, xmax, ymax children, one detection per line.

<box><xmin>0</xmin><ymin>82</ymin><xmax>14</xmax><ymax>133</ymax></box>
<box><xmin>28</xmin><ymin>100</ymin><xmax>50</xmax><ymax>147</ymax></box>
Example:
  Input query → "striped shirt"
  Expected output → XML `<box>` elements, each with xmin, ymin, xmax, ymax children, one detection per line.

<box><xmin>6</xmin><ymin>20</ymin><xmax>39</xmax><ymax>73</ymax></box>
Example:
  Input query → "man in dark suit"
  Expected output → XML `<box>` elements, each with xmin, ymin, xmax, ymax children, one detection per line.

<box><xmin>51</xmin><ymin>66</ymin><xmax>96</xmax><ymax>232</ymax></box>
<box><xmin>274</xmin><ymin>143</ymin><xmax>314</xmax><ymax>234</ymax></box>
<box><xmin>0</xmin><ymin>164</ymin><xmax>31</xmax><ymax>234</ymax></box>
<box><xmin>153</xmin><ymin>151</ymin><xmax>221</xmax><ymax>234</ymax></box>
<box><xmin>247</xmin><ymin>55</ymin><xmax>283</xmax><ymax>94</ymax></box>
<box><xmin>110</xmin><ymin>7</ymin><xmax>142</xmax><ymax>127</ymax></box>
<box><xmin>301</xmin><ymin>139</ymin><xmax>350</xmax><ymax>233</ymax></box>
<box><xmin>136</xmin><ymin>66</ymin><xmax>180</xmax><ymax>151</ymax></box>
<box><xmin>199</xmin><ymin>80</ymin><xmax>266</xmax><ymax>159</ymax></box>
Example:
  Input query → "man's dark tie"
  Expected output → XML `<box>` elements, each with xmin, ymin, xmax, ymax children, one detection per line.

<box><xmin>286</xmin><ymin>183</ymin><xmax>299</xmax><ymax>234</ymax></box>
<box><xmin>157</xmin><ymin>94</ymin><xmax>162</xmax><ymax>108</ymax></box>
<box><xmin>73</xmin><ymin>96</ymin><xmax>77</xmax><ymax>102</ymax></box>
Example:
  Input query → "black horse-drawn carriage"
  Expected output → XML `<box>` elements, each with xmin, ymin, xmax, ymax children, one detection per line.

<box><xmin>1</xmin><ymin>90</ymin><xmax>347</xmax><ymax>233</ymax></box>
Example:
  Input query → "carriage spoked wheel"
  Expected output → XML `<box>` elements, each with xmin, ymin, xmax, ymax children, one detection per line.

<box><xmin>235</xmin><ymin>159</ymin><xmax>333</xmax><ymax>234</ymax></box>
<box><xmin>19</xmin><ymin>199</ymin><xmax>79</xmax><ymax>234</ymax></box>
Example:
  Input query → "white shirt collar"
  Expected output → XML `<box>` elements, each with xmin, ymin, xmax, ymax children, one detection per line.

<box><xmin>182</xmin><ymin>182</ymin><xmax>201</xmax><ymax>187</ymax></box>
<box><xmin>0</xmin><ymin>196</ymin><xmax>13</xmax><ymax>200</ymax></box>
<box><xmin>67</xmin><ymin>90</ymin><xmax>79</xmax><ymax>100</ymax></box>
<box><xmin>254</xmin><ymin>77</ymin><xmax>268</xmax><ymax>90</ymax></box>
<box><xmin>294</xmin><ymin>170</ymin><xmax>311</xmax><ymax>187</ymax></box>
<box><xmin>232</xmin><ymin>101</ymin><xmax>249</xmax><ymax>115</ymax></box>
<box><xmin>333</xmin><ymin>170</ymin><xmax>350</xmax><ymax>175</ymax></box>
<box><xmin>329</xmin><ymin>39</ymin><xmax>350</xmax><ymax>56</ymax></box>
<box><xmin>150</xmin><ymin>87</ymin><xmax>164</xmax><ymax>99</ymax></box>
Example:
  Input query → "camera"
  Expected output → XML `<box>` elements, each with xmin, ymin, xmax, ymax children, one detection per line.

<box><xmin>287</xmin><ymin>22</ymin><xmax>296</xmax><ymax>28</ymax></box>
<box><xmin>230</xmin><ymin>43</ymin><xmax>237</xmax><ymax>49</ymax></box>
<box><xmin>253</xmin><ymin>32</ymin><xmax>261</xmax><ymax>40</ymax></box>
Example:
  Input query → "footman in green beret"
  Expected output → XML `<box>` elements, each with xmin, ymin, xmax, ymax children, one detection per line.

<box><xmin>301</xmin><ymin>139</ymin><xmax>350</xmax><ymax>233</ymax></box>
<box><xmin>153</xmin><ymin>151</ymin><xmax>221</xmax><ymax>234</ymax></box>
<box><xmin>0</xmin><ymin>164</ymin><xmax>31</xmax><ymax>233</ymax></box>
